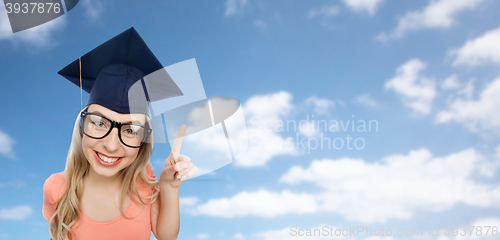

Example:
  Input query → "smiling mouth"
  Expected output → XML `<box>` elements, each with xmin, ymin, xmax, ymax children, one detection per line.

<box><xmin>95</xmin><ymin>151</ymin><xmax>121</xmax><ymax>163</ymax></box>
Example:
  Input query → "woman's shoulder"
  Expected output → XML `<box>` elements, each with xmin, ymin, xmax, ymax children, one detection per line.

<box><xmin>43</xmin><ymin>171</ymin><xmax>68</xmax><ymax>204</ymax></box>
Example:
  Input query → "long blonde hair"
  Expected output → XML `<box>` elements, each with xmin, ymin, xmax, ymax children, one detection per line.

<box><xmin>49</xmin><ymin>110</ymin><xmax>159</xmax><ymax>240</ymax></box>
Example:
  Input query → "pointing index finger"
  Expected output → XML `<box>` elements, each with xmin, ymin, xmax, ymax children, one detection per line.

<box><xmin>172</xmin><ymin>124</ymin><xmax>186</xmax><ymax>155</ymax></box>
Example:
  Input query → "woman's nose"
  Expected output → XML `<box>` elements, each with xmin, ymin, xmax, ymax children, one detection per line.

<box><xmin>103</xmin><ymin>128</ymin><xmax>121</xmax><ymax>152</ymax></box>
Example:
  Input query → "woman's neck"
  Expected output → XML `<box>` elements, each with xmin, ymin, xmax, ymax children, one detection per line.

<box><xmin>85</xmin><ymin>167</ymin><xmax>122</xmax><ymax>190</ymax></box>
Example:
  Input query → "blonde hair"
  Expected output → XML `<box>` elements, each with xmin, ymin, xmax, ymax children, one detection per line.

<box><xmin>49</xmin><ymin>111</ymin><xmax>159</xmax><ymax>240</ymax></box>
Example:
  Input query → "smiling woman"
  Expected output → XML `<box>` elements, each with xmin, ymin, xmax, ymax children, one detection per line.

<box><xmin>81</xmin><ymin>104</ymin><xmax>148</xmax><ymax>177</ymax></box>
<box><xmin>42</xmin><ymin>27</ymin><xmax>198</xmax><ymax>240</ymax></box>
<box><xmin>43</xmin><ymin>108</ymin><xmax>157</xmax><ymax>239</ymax></box>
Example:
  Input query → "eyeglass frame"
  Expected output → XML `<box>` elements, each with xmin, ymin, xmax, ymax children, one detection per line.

<box><xmin>80</xmin><ymin>110</ymin><xmax>152</xmax><ymax>148</ymax></box>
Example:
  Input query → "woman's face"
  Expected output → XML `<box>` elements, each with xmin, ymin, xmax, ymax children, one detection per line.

<box><xmin>82</xmin><ymin>104</ymin><xmax>148</xmax><ymax>178</ymax></box>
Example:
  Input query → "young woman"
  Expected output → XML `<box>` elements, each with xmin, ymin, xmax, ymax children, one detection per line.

<box><xmin>43</xmin><ymin>27</ymin><xmax>197</xmax><ymax>240</ymax></box>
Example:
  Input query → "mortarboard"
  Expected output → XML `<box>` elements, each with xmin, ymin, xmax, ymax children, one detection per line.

<box><xmin>58</xmin><ymin>27</ymin><xmax>183</xmax><ymax>115</ymax></box>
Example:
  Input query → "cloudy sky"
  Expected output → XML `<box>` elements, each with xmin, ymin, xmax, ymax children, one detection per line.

<box><xmin>1</xmin><ymin>0</ymin><xmax>500</xmax><ymax>239</ymax></box>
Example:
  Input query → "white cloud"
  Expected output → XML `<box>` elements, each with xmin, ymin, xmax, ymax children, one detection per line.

<box><xmin>0</xmin><ymin>3</ymin><xmax>65</xmax><ymax>48</ymax></box>
<box><xmin>304</xmin><ymin>96</ymin><xmax>335</xmax><ymax>115</ymax></box>
<box><xmin>0</xmin><ymin>206</ymin><xmax>33</xmax><ymax>220</ymax></box>
<box><xmin>236</xmin><ymin>91</ymin><xmax>299</xmax><ymax>167</ymax></box>
<box><xmin>307</xmin><ymin>5</ymin><xmax>339</xmax><ymax>28</ymax></box>
<box><xmin>496</xmin><ymin>145</ymin><xmax>500</xmax><ymax>159</ymax></box>
<box><xmin>0</xmin><ymin>130</ymin><xmax>14</xmax><ymax>158</ymax></box>
<box><xmin>385</xmin><ymin>59</ymin><xmax>437</xmax><ymax>115</ymax></box>
<box><xmin>188</xmin><ymin>190</ymin><xmax>319</xmax><ymax>218</ymax></box>
<box><xmin>308</xmin><ymin>6</ymin><xmax>339</xmax><ymax>19</ymax></box>
<box><xmin>448</xmin><ymin>78</ymin><xmax>476</xmax><ymax>101</ymax></box>
<box><xmin>377</xmin><ymin>0</ymin><xmax>486</xmax><ymax>40</ymax></box>
<box><xmin>451</xmin><ymin>27</ymin><xmax>500</xmax><ymax>66</ymax></box>
<box><xmin>253</xmin><ymin>19</ymin><xmax>268</xmax><ymax>31</ymax></box>
<box><xmin>180</xmin><ymin>197</ymin><xmax>199</xmax><ymax>206</ymax></box>
<box><xmin>197</xmin><ymin>233</ymin><xmax>209</xmax><ymax>239</ymax></box>
<box><xmin>436</xmin><ymin>77</ymin><xmax>500</xmax><ymax>136</ymax></box>
<box><xmin>244</xmin><ymin>91</ymin><xmax>294</xmax><ymax>120</ymax></box>
<box><xmin>225</xmin><ymin>0</ymin><xmax>248</xmax><ymax>16</ymax></box>
<box><xmin>233</xmin><ymin>233</ymin><xmax>246</xmax><ymax>239</ymax></box>
<box><xmin>188</xmin><ymin>148</ymin><xmax>500</xmax><ymax>223</ymax></box>
<box><xmin>178</xmin><ymin>91</ymin><xmax>297</xmax><ymax>170</ymax></box>
<box><xmin>341</xmin><ymin>0</ymin><xmax>385</xmax><ymax>15</ymax></box>
<box><xmin>81</xmin><ymin>0</ymin><xmax>104</xmax><ymax>20</ymax></box>
<box><xmin>353</xmin><ymin>94</ymin><xmax>378</xmax><ymax>107</ymax></box>
<box><xmin>441</xmin><ymin>75</ymin><xmax>462</xmax><ymax>90</ymax></box>
<box><xmin>298</xmin><ymin>121</ymin><xmax>320</xmax><ymax>138</ymax></box>
<box><xmin>280</xmin><ymin>148</ymin><xmax>499</xmax><ymax>223</ymax></box>
<box><xmin>255</xmin><ymin>226</ymin><xmax>306</xmax><ymax>240</ymax></box>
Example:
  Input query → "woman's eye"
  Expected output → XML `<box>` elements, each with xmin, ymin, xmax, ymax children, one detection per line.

<box><xmin>124</xmin><ymin>129</ymin><xmax>137</xmax><ymax>135</ymax></box>
<box><xmin>90</xmin><ymin>120</ymin><xmax>107</xmax><ymax>129</ymax></box>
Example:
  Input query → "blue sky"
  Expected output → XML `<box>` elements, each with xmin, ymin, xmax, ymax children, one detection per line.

<box><xmin>1</xmin><ymin>0</ymin><xmax>500</xmax><ymax>239</ymax></box>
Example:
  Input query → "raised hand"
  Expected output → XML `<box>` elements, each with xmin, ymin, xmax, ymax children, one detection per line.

<box><xmin>160</xmin><ymin>124</ymin><xmax>198</xmax><ymax>188</ymax></box>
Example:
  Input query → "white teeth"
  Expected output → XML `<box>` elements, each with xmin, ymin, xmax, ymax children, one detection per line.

<box><xmin>97</xmin><ymin>152</ymin><xmax>119</xmax><ymax>163</ymax></box>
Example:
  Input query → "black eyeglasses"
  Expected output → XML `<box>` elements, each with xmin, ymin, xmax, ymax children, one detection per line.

<box><xmin>80</xmin><ymin>111</ymin><xmax>152</xmax><ymax>148</ymax></box>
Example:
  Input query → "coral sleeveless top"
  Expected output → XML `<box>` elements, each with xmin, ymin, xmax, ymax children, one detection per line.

<box><xmin>42</xmin><ymin>164</ymin><xmax>157</xmax><ymax>240</ymax></box>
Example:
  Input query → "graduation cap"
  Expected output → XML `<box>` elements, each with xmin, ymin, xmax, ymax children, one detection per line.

<box><xmin>58</xmin><ymin>27</ymin><xmax>183</xmax><ymax>115</ymax></box>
